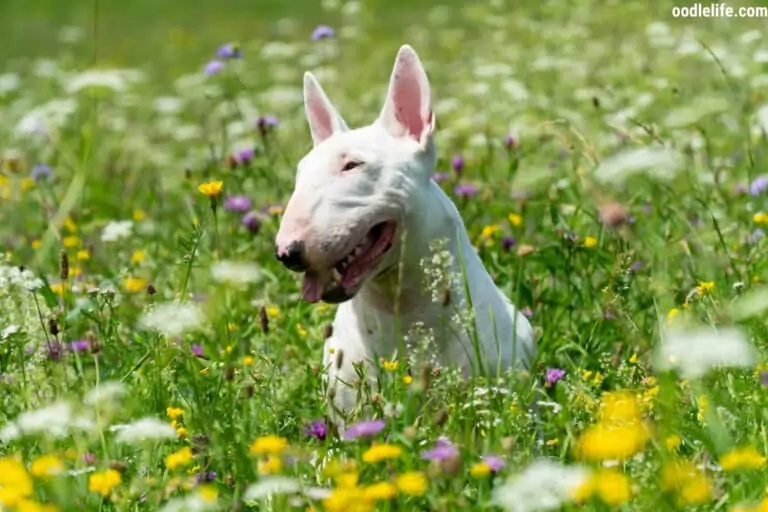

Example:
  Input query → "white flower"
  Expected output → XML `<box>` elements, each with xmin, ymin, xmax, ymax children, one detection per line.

<box><xmin>138</xmin><ymin>302</ymin><xmax>206</xmax><ymax>338</ymax></box>
<box><xmin>1</xmin><ymin>325</ymin><xmax>21</xmax><ymax>340</ymax></box>
<box><xmin>153</xmin><ymin>96</ymin><xmax>183</xmax><ymax>115</ymax></box>
<box><xmin>653</xmin><ymin>324</ymin><xmax>756</xmax><ymax>379</ymax></box>
<box><xmin>0</xmin><ymin>73</ymin><xmax>20</xmax><ymax>95</ymax></box>
<box><xmin>111</xmin><ymin>417</ymin><xmax>177</xmax><ymax>444</ymax></box>
<box><xmin>491</xmin><ymin>458</ymin><xmax>589</xmax><ymax>512</ymax></box>
<box><xmin>101</xmin><ymin>220</ymin><xmax>134</xmax><ymax>242</ymax></box>
<box><xmin>64</xmin><ymin>69</ymin><xmax>144</xmax><ymax>94</ymax></box>
<box><xmin>210</xmin><ymin>261</ymin><xmax>262</xmax><ymax>287</ymax></box>
<box><xmin>84</xmin><ymin>381</ymin><xmax>127</xmax><ymax>407</ymax></box>
<box><xmin>14</xmin><ymin>401</ymin><xmax>94</xmax><ymax>438</ymax></box>
<box><xmin>160</xmin><ymin>492</ymin><xmax>217</xmax><ymax>512</ymax></box>
<box><xmin>0</xmin><ymin>423</ymin><xmax>20</xmax><ymax>442</ymax></box>
<box><xmin>15</xmin><ymin>98</ymin><xmax>78</xmax><ymax>136</ymax></box>
<box><xmin>593</xmin><ymin>146</ymin><xmax>686</xmax><ymax>183</ymax></box>
<box><xmin>243</xmin><ymin>477</ymin><xmax>301</xmax><ymax>501</ymax></box>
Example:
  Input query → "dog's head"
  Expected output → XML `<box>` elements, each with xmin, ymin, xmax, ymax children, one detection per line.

<box><xmin>275</xmin><ymin>44</ymin><xmax>437</xmax><ymax>303</ymax></box>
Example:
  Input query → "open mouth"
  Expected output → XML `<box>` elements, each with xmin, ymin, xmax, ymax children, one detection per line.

<box><xmin>301</xmin><ymin>221</ymin><xmax>397</xmax><ymax>303</ymax></box>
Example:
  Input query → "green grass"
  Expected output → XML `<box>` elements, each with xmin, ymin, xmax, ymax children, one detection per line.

<box><xmin>2</xmin><ymin>0</ymin><xmax>768</xmax><ymax>510</ymax></box>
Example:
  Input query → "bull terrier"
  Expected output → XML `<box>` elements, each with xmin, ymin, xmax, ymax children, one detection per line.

<box><xmin>275</xmin><ymin>45</ymin><xmax>536</xmax><ymax>426</ymax></box>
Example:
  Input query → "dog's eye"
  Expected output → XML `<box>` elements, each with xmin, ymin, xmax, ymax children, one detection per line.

<box><xmin>341</xmin><ymin>161</ymin><xmax>363</xmax><ymax>172</ymax></box>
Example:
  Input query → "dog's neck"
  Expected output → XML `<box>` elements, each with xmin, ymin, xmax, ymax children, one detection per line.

<box><xmin>354</xmin><ymin>178</ymin><xmax>471</xmax><ymax>318</ymax></box>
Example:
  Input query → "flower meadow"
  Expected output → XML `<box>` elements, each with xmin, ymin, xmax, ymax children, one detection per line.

<box><xmin>2</xmin><ymin>0</ymin><xmax>768</xmax><ymax>511</ymax></box>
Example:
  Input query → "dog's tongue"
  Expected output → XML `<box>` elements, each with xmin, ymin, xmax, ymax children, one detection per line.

<box><xmin>301</xmin><ymin>269</ymin><xmax>335</xmax><ymax>303</ymax></box>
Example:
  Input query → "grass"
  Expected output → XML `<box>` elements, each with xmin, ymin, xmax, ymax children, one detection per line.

<box><xmin>2</xmin><ymin>0</ymin><xmax>768</xmax><ymax>510</ymax></box>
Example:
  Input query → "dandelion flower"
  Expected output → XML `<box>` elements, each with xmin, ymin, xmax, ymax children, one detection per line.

<box><xmin>257</xmin><ymin>455</ymin><xmax>283</xmax><ymax>475</ymax></box>
<box><xmin>362</xmin><ymin>443</ymin><xmax>402</xmax><ymax>463</ymax></box>
<box><xmin>198</xmin><ymin>181</ymin><xmax>223</xmax><ymax>197</ymax></box>
<box><xmin>575</xmin><ymin>422</ymin><xmax>649</xmax><ymax>461</ymax></box>
<box><xmin>88</xmin><ymin>469</ymin><xmax>121</xmax><ymax>496</ymax></box>
<box><xmin>395</xmin><ymin>471</ymin><xmax>428</xmax><ymax>496</ymax></box>
<box><xmin>0</xmin><ymin>457</ymin><xmax>33</xmax><ymax>506</ymax></box>
<box><xmin>249</xmin><ymin>435</ymin><xmax>288</xmax><ymax>456</ymax></box>
<box><xmin>583</xmin><ymin>236</ymin><xmax>598</xmax><ymax>248</ymax></box>
<box><xmin>165</xmin><ymin>447</ymin><xmax>194</xmax><ymax>470</ymax></box>
<box><xmin>660</xmin><ymin>460</ymin><xmax>712</xmax><ymax>505</ymax></box>
<box><xmin>30</xmin><ymin>455</ymin><xmax>64</xmax><ymax>479</ymax></box>
<box><xmin>719</xmin><ymin>446</ymin><xmax>767</xmax><ymax>471</ymax></box>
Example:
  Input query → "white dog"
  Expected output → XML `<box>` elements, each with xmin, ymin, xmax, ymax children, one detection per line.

<box><xmin>275</xmin><ymin>45</ymin><xmax>536</xmax><ymax>425</ymax></box>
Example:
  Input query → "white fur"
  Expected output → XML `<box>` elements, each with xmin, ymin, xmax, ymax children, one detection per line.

<box><xmin>276</xmin><ymin>45</ymin><xmax>536</xmax><ymax>426</ymax></box>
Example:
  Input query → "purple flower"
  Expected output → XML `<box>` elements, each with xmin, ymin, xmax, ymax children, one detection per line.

<box><xmin>481</xmin><ymin>455</ymin><xmax>506</xmax><ymax>472</ymax></box>
<box><xmin>342</xmin><ymin>419</ymin><xmax>385</xmax><ymax>440</ymax></box>
<box><xmin>31</xmin><ymin>164</ymin><xmax>52</xmax><ymax>182</ymax></box>
<box><xmin>304</xmin><ymin>419</ymin><xmax>328</xmax><ymax>441</ymax></box>
<box><xmin>545</xmin><ymin>368</ymin><xmax>566</xmax><ymax>387</ymax></box>
<box><xmin>83</xmin><ymin>453</ymin><xmax>97</xmax><ymax>465</ymax></box>
<box><xmin>453</xmin><ymin>184</ymin><xmax>478</xmax><ymax>197</ymax></box>
<box><xmin>257</xmin><ymin>115</ymin><xmax>279</xmax><ymax>136</ymax></box>
<box><xmin>501</xmin><ymin>236</ymin><xmax>516</xmax><ymax>252</ymax></box>
<box><xmin>521</xmin><ymin>307</ymin><xmax>533</xmax><ymax>318</ymax></box>
<box><xmin>204</xmin><ymin>60</ymin><xmax>224</xmax><ymax>76</ymax></box>
<box><xmin>69</xmin><ymin>339</ymin><xmax>89</xmax><ymax>352</ymax></box>
<box><xmin>431</xmin><ymin>172</ymin><xmax>450</xmax><ymax>182</ymax></box>
<box><xmin>46</xmin><ymin>341</ymin><xmax>64</xmax><ymax>361</ymax></box>
<box><xmin>421</xmin><ymin>437</ymin><xmax>459</xmax><ymax>461</ymax></box>
<box><xmin>191</xmin><ymin>344</ymin><xmax>205</xmax><ymax>357</ymax></box>
<box><xmin>451</xmin><ymin>156</ymin><xmax>464</xmax><ymax>174</ymax></box>
<box><xmin>242</xmin><ymin>211</ymin><xmax>262</xmax><ymax>234</ymax></box>
<box><xmin>223</xmin><ymin>195</ymin><xmax>252</xmax><ymax>213</ymax></box>
<box><xmin>196</xmin><ymin>471</ymin><xmax>217</xmax><ymax>483</ymax></box>
<box><xmin>216</xmin><ymin>43</ymin><xmax>242</xmax><ymax>60</ymax></box>
<box><xmin>752</xmin><ymin>229</ymin><xmax>765</xmax><ymax>244</ymax></box>
<box><xmin>630</xmin><ymin>260</ymin><xmax>644</xmax><ymax>272</ymax></box>
<box><xmin>750</xmin><ymin>176</ymin><xmax>768</xmax><ymax>196</ymax></box>
<box><xmin>312</xmin><ymin>25</ymin><xmax>335</xmax><ymax>40</ymax></box>
<box><xmin>504</xmin><ymin>134</ymin><xmax>518</xmax><ymax>149</ymax></box>
<box><xmin>233</xmin><ymin>147</ymin><xmax>255</xmax><ymax>165</ymax></box>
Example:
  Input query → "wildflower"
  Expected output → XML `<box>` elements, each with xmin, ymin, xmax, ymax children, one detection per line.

<box><xmin>583</xmin><ymin>236</ymin><xmax>598</xmax><ymax>248</ymax></box>
<box><xmin>210</xmin><ymin>260</ymin><xmax>262</xmax><ymax>286</ymax></box>
<box><xmin>204</xmin><ymin>60</ymin><xmax>224</xmax><ymax>76</ymax></box>
<box><xmin>576</xmin><ymin>423</ymin><xmax>648</xmax><ymax>461</ymax></box>
<box><xmin>421</xmin><ymin>438</ymin><xmax>458</xmax><ymax>461</ymax></box>
<box><xmin>599</xmin><ymin>390</ymin><xmax>642</xmax><ymax>423</ymax></box>
<box><xmin>101</xmin><ymin>220</ymin><xmax>133</xmax><ymax>242</ymax></box>
<box><xmin>111</xmin><ymin>418</ymin><xmax>177</xmax><ymax>443</ymax></box>
<box><xmin>216</xmin><ymin>43</ymin><xmax>242</xmax><ymax>59</ymax></box>
<box><xmin>482</xmin><ymin>455</ymin><xmax>506</xmax><ymax>472</ymax></box>
<box><xmin>451</xmin><ymin>156</ymin><xmax>464</xmax><ymax>174</ymax></box>
<box><xmin>76</xmin><ymin>249</ymin><xmax>90</xmax><ymax>261</ymax></box>
<box><xmin>382</xmin><ymin>359</ymin><xmax>399</xmax><ymax>371</ymax></box>
<box><xmin>124</xmin><ymin>277</ymin><xmax>147</xmax><ymax>293</ymax></box>
<box><xmin>545</xmin><ymin>368</ymin><xmax>566</xmax><ymax>387</ymax></box>
<box><xmin>198</xmin><ymin>180</ymin><xmax>223</xmax><ymax>197</ymax></box>
<box><xmin>653</xmin><ymin>324</ymin><xmax>756</xmax><ymax>379</ymax></box>
<box><xmin>395</xmin><ymin>471</ymin><xmax>428</xmax><ymax>496</ymax></box>
<box><xmin>755</xmin><ymin>212</ymin><xmax>768</xmax><ymax>224</ymax></box>
<box><xmin>131</xmin><ymin>250</ymin><xmax>145</xmax><ymax>264</ymax></box>
<box><xmin>501</xmin><ymin>236</ymin><xmax>516</xmax><ymax>252</ymax></box>
<box><xmin>470</xmin><ymin>462</ymin><xmax>491</xmax><ymax>478</ymax></box>
<box><xmin>257</xmin><ymin>455</ymin><xmax>283</xmax><ymax>475</ymax></box>
<box><xmin>69</xmin><ymin>339</ymin><xmax>89</xmax><ymax>352</ymax></box>
<box><xmin>0</xmin><ymin>457</ymin><xmax>33</xmax><ymax>507</ymax></box>
<box><xmin>505</xmin><ymin>134</ymin><xmax>518</xmax><ymax>148</ymax></box>
<box><xmin>660</xmin><ymin>460</ymin><xmax>712</xmax><ymax>505</ymax></box>
<box><xmin>223</xmin><ymin>195</ymin><xmax>252</xmax><ymax>213</ymax></box>
<box><xmin>343</xmin><ymin>419</ymin><xmax>386</xmax><ymax>440</ymax></box>
<box><xmin>696</xmin><ymin>281</ymin><xmax>715</xmax><ymax>295</ymax></box>
<box><xmin>304</xmin><ymin>420</ymin><xmax>328</xmax><ymax>441</ymax></box>
<box><xmin>665</xmin><ymin>434</ymin><xmax>683</xmax><ymax>451</ymax></box>
<box><xmin>750</xmin><ymin>176</ymin><xmax>768</xmax><ymax>196</ymax></box>
<box><xmin>62</xmin><ymin>236</ymin><xmax>79</xmax><ymax>248</ymax></box>
<box><xmin>31</xmin><ymin>164</ymin><xmax>53</xmax><ymax>182</ymax></box>
<box><xmin>166</xmin><ymin>447</ymin><xmax>194</xmax><ymax>470</ymax></box>
<box><xmin>574</xmin><ymin>469</ymin><xmax>632</xmax><ymax>506</ymax></box>
<box><xmin>492</xmin><ymin>459</ymin><xmax>589</xmax><ymax>512</ymax></box>
<box><xmin>256</xmin><ymin>115</ymin><xmax>279</xmax><ymax>135</ymax></box>
<box><xmin>29</xmin><ymin>455</ymin><xmax>64</xmax><ymax>479</ymax></box>
<box><xmin>138</xmin><ymin>301</ymin><xmax>206</xmax><ymax>338</ymax></box>
<box><xmin>363</xmin><ymin>481</ymin><xmax>397</xmax><ymax>501</ymax></box>
<box><xmin>719</xmin><ymin>446</ymin><xmax>767</xmax><ymax>471</ymax></box>
<box><xmin>362</xmin><ymin>443</ymin><xmax>402</xmax><ymax>463</ymax></box>
<box><xmin>481</xmin><ymin>224</ymin><xmax>501</xmax><ymax>239</ymax></box>
<box><xmin>242</xmin><ymin>210</ymin><xmax>263</xmax><ymax>234</ymax></box>
<box><xmin>133</xmin><ymin>209</ymin><xmax>146</xmax><ymax>221</ymax></box>
<box><xmin>242</xmin><ymin>355</ymin><xmax>254</xmax><ymax>366</ymax></box>
<box><xmin>88</xmin><ymin>469</ymin><xmax>121</xmax><ymax>497</ymax></box>
<box><xmin>249</xmin><ymin>435</ymin><xmax>288</xmax><ymax>456</ymax></box>
<box><xmin>191</xmin><ymin>344</ymin><xmax>205</xmax><ymax>357</ymax></box>
<box><xmin>403</xmin><ymin>375</ymin><xmax>413</xmax><ymax>385</ymax></box>
<box><xmin>176</xmin><ymin>426</ymin><xmax>188</xmax><ymax>438</ymax></box>
<box><xmin>453</xmin><ymin>183</ymin><xmax>478</xmax><ymax>197</ymax></box>
<box><xmin>311</xmin><ymin>25</ymin><xmax>335</xmax><ymax>40</ymax></box>
<box><xmin>167</xmin><ymin>407</ymin><xmax>184</xmax><ymax>420</ymax></box>
<box><xmin>508</xmin><ymin>213</ymin><xmax>523</xmax><ymax>227</ymax></box>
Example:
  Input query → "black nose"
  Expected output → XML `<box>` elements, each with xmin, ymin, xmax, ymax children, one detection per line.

<box><xmin>276</xmin><ymin>240</ymin><xmax>308</xmax><ymax>272</ymax></box>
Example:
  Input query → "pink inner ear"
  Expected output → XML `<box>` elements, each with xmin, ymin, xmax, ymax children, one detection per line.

<box><xmin>307</xmin><ymin>93</ymin><xmax>334</xmax><ymax>143</ymax></box>
<box><xmin>392</xmin><ymin>64</ymin><xmax>426</xmax><ymax>141</ymax></box>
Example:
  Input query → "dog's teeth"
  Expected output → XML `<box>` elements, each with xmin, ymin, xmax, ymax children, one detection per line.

<box><xmin>332</xmin><ymin>268</ymin><xmax>342</xmax><ymax>281</ymax></box>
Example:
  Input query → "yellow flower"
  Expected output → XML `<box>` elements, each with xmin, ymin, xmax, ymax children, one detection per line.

<box><xmin>29</xmin><ymin>455</ymin><xmax>64</xmax><ymax>479</ymax></box>
<box><xmin>660</xmin><ymin>460</ymin><xmax>712</xmax><ymax>505</ymax></box>
<box><xmin>382</xmin><ymin>359</ymin><xmax>399</xmax><ymax>371</ymax></box>
<box><xmin>322</xmin><ymin>460</ymin><xmax>357</xmax><ymax>479</ymax></box>
<box><xmin>628</xmin><ymin>353</ymin><xmax>638</xmax><ymax>364</ymax></box>
<box><xmin>667</xmin><ymin>308</ymin><xmax>680</xmax><ymax>323</ymax></box>
<box><xmin>395</xmin><ymin>471</ymin><xmax>428</xmax><ymax>496</ymax></box>
<box><xmin>576</xmin><ymin>423</ymin><xmax>648</xmax><ymax>461</ymax></box>
<box><xmin>242</xmin><ymin>356</ymin><xmax>254</xmax><ymax>366</ymax></box>
<box><xmin>249</xmin><ymin>435</ymin><xmax>288</xmax><ymax>456</ymax></box>
<box><xmin>0</xmin><ymin>457</ymin><xmax>33</xmax><ymax>506</ymax></box>
<box><xmin>334</xmin><ymin>472</ymin><xmax>359</xmax><ymax>488</ymax></box>
<box><xmin>296</xmin><ymin>324</ymin><xmax>308</xmax><ymax>338</ymax></box>
<box><xmin>481</xmin><ymin>224</ymin><xmax>501</xmax><ymax>238</ymax></box>
<box><xmin>257</xmin><ymin>455</ymin><xmax>283</xmax><ymax>475</ymax></box>
<box><xmin>508</xmin><ymin>213</ymin><xmax>522</xmax><ymax>227</ymax></box>
<box><xmin>176</xmin><ymin>427</ymin><xmax>188</xmax><ymax>438</ymax></box>
<box><xmin>575</xmin><ymin>469</ymin><xmax>632</xmax><ymax>506</ymax></box>
<box><xmin>719</xmin><ymin>446</ymin><xmax>767</xmax><ymax>472</ymax></box>
<box><xmin>198</xmin><ymin>181</ymin><xmax>223</xmax><ymax>197</ymax></box>
<box><xmin>583</xmin><ymin>236</ymin><xmax>598</xmax><ymax>248</ymax></box>
<box><xmin>696</xmin><ymin>281</ymin><xmax>715</xmax><ymax>295</ymax></box>
<box><xmin>665</xmin><ymin>435</ymin><xmax>683</xmax><ymax>451</ymax></box>
<box><xmin>132</xmin><ymin>209</ymin><xmax>146</xmax><ymax>222</ymax></box>
<box><xmin>31</xmin><ymin>240</ymin><xmax>42</xmax><ymax>250</ymax></box>
<box><xmin>165</xmin><ymin>447</ymin><xmax>194</xmax><ymax>470</ymax></box>
<box><xmin>88</xmin><ymin>469</ymin><xmax>121</xmax><ymax>497</ymax></box>
<box><xmin>362</xmin><ymin>443</ymin><xmax>402</xmax><ymax>463</ymax></box>
<box><xmin>131</xmin><ymin>250</ymin><xmax>146</xmax><ymax>264</ymax></box>
<box><xmin>697</xmin><ymin>395</ymin><xmax>708</xmax><ymax>422</ymax></box>
<box><xmin>16</xmin><ymin>500</ymin><xmax>61</xmax><ymax>512</ymax></box>
<box><xmin>21</xmin><ymin>178</ymin><xmax>36</xmax><ymax>191</ymax></box>
<box><xmin>76</xmin><ymin>250</ymin><xmax>90</xmax><ymax>261</ymax></box>
<box><xmin>403</xmin><ymin>375</ymin><xmax>413</xmax><ymax>385</ymax></box>
<box><xmin>323</xmin><ymin>486</ymin><xmax>371</xmax><ymax>512</ymax></box>
<box><xmin>469</xmin><ymin>462</ymin><xmax>491</xmax><ymax>478</ymax></box>
<box><xmin>266</xmin><ymin>306</ymin><xmax>280</xmax><ymax>318</ymax></box>
<box><xmin>363</xmin><ymin>482</ymin><xmax>397</xmax><ymax>501</ymax></box>
<box><xmin>599</xmin><ymin>390</ymin><xmax>642</xmax><ymax>424</ymax></box>
<box><xmin>63</xmin><ymin>217</ymin><xmax>77</xmax><ymax>233</ymax></box>
<box><xmin>123</xmin><ymin>277</ymin><xmax>147</xmax><ymax>293</ymax></box>
<box><xmin>754</xmin><ymin>212</ymin><xmax>768</xmax><ymax>224</ymax></box>
<box><xmin>62</xmin><ymin>236</ymin><xmax>80</xmax><ymax>248</ymax></box>
<box><xmin>267</xmin><ymin>205</ymin><xmax>284</xmax><ymax>215</ymax></box>
<box><xmin>166</xmin><ymin>407</ymin><xmax>184</xmax><ymax>420</ymax></box>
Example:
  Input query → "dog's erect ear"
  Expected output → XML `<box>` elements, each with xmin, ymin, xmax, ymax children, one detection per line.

<box><xmin>303</xmin><ymin>72</ymin><xmax>349</xmax><ymax>147</ymax></box>
<box><xmin>376</xmin><ymin>45</ymin><xmax>435</xmax><ymax>148</ymax></box>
